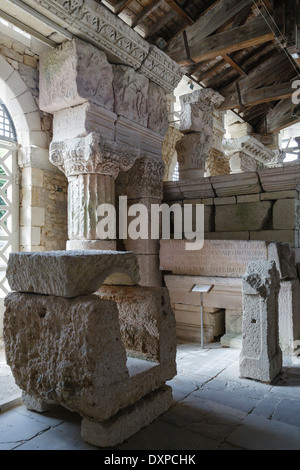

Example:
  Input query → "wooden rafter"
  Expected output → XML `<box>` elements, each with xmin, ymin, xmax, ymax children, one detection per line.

<box><xmin>219</xmin><ymin>80</ymin><xmax>296</xmax><ymax>110</ymax></box>
<box><xmin>170</xmin><ymin>17</ymin><xmax>274</xmax><ymax>66</ymax></box>
<box><xmin>131</xmin><ymin>0</ymin><xmax>163</xmax><ymax>28</ymax></box>
<box><xmin>165</xmin><ymin>0</ymin><xmax>254</xmax><ymax>58</ymax></box>
<box><xmin>114</xmin><ymin>0</ymin><xmax>134</xmax><ymax>15</ymax></box>
<box><xmin>222</xmin><ymin>54</ymin><xmax>247</xmax><ymax>77</ymax></box>
<box><xmin>164</xmin><ymin>0</ymin><xmax>194</xmax><ymax>25</ymax></box>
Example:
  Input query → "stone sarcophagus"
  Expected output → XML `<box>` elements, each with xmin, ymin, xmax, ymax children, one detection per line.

<box><xmin>3</xmin><ymin>250</ymin><xmax>177</xmax><ymax>447</ymax></box>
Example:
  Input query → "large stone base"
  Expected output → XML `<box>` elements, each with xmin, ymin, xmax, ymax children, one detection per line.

<box><xmin>81</xmin><ymin>385</ymin><xmax>172</xmax><ymax>448</ymax></box>
<box><xmin>239</xmin><ymin>351</ymin><xmax>282</xmax><ymax>383</ymax></box>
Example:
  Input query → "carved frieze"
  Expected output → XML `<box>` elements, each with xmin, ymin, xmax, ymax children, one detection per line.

<box><xmin>50</xmin><ymin>132</ymin><xmax>140</xmax><ymax>178</ymax></box>
<box><xmin>127</xmin><ymin>156</ymin><xmax>165</xmax><ymax>200</ymax></box>
<box><xmin>223</xmin><ymin>136</ymin><xmax>276</xmax><ymax>165</ymax></box>
<box><xmin>31</xmin><ymin>0</ymin><xmax>184</xmax><ymax>92</ymax></box>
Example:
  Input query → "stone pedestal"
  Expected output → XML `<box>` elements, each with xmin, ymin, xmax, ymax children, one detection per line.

<box><xmin>240</xmin><ymin>260</ymin><xmax>282</xmax><ymax>383</ymax></box>
<box><xmin>3</xmin><ymin>251</ymin><xmax>177</xmax><ymax>447</ymax></box>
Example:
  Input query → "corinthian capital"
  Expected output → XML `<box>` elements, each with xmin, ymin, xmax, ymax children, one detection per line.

<box><xmin>50</xmin><ymin>132</ymin><xmax>140</xmax><ymax>178</ymax></box>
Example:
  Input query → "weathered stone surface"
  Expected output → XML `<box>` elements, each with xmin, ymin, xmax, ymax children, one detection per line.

<box><xmin>81</xmin><ymin>385</ymin><xmax>173</xmax><ymax>447</ymax></box>
<box><xmin>52</xmin><ymin>102</ymin><xmax>117</xmax><ymax>142</ymax></box>
<box><xmin>273</xmin><ymin>199</ymin><xmax>300</xmax><ymax>230</ymax></box>
<box><xmin>4</xmin><ymin>293</ymin><xmax>129</xmax><ymax>410</ymax></box>
<box><xmin>179</xmin><ymin>89</ymin><xmax>224</xmax><ymax>134</ymax></box>
<box><xmin>97</xmin><ymin>285</ymin><xmax>177</xmax><ymax>365</ymax></box>
<box><xmin>160</xmin><ymin>239</ymin><xmax>269</xmax><ymax>278</ymax></box>
<box><xmin>147</xmin><ymin>81</ymin><xmax>168</xmax><ymax>135</ymax></box>
<box><xmin>211</xmin><ymin>172</ymin><xmax>261</xmax><ymax>197</ymax></box>
<box><xmin>215</xmin><ymin>201</ymin><xmax>272</xmax><ymax>232</ymax></box>
<box><xmin>164</xmin><ymin>275</ymin><xmax>243</xmax><ymax>311</ymax></box>
<box><xmin>39</xmin><ymin>39</ymin><xmax>114</xmax><ymax>113</ymax></box>
<box><xmin>6</xmin><ymin>250</ymin><xmax>140</xmax><ymax>297</ymax></box>
<box><xmin>113</xmin><ymin>65</ymin><xmax>149</xmax><ymax>126</ymax></box>
<box><xmin>221</xmin><ymin>309</ymin><xmax>243</xmax><ymax>349</ymax></box>
<box><xmin>4</xmin><ymin>292</ymin><xmax>177</xmax><ymax>422</ymax></box>
<box><xmin>240</xmin><ymin>260</ymin><xmax>282</xmax><ymax>383</ymax></box>
<box><xmin>176</xmin><ymin>133</ymin><xmax>207</xmax><ymax>180</ymax></box>
<box><xmin>278</xmin><ymin>279</ymin><xmax>300</xmax><ymax>355</ymax></box>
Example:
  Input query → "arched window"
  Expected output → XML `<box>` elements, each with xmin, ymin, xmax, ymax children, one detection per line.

<box><xmin>0</xmin><ymin>101</ymin><xmax>18</xmax><ymax>297</ymax></box>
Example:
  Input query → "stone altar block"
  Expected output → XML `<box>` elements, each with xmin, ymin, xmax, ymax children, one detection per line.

<box><xmin>239</xmin><ymin>260</ymin><xmax>282</xmax><ymax>383</ymax></box>
<box><xmin>3</xmin><ymin>251</ymin><xmax>177</xmax><ymax>447</ymax></box>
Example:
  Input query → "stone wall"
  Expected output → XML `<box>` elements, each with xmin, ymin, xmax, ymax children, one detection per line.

<box><xmin>163</xmin><ymin>164</ymin><xmax>300</xmax><ymax>249</ymax></box>
<box><xmin>0</xmin><ymin>31</ymin><xmax>68</xmax><ymax>253</ymax></box>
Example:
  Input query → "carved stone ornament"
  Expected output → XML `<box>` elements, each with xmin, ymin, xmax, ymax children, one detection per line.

<box><xmin>223</xmin><ymin>136</ymin><xmax>275</xmax><ymax>165</ymax></box>
<box><xmin>30</xmin><ymin>0</ymin><xmax>184</xmax><ymax>92</ymax></box>
<box><xmin>50</xmin><ymin>132</ymin><xmax>140</xmax><ymax>178</ymax></box>
<box><xmin>127</xmin><ymin>156</ymin><xmax>165</xmax><ymax>200</ymax></box>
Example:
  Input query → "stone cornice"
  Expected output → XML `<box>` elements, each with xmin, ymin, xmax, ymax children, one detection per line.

<box><xmin>28</xmin><ymin>0</ymin><xmax>184</xmax><ymax>92</ymax></box>
<box><xmin>223</xmin><ymin>136</ymin><xmax>275</xmax><ymax>164</ymax></box>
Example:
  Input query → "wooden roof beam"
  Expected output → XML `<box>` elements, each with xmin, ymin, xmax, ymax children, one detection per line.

<box><xmin>164</xmin><ymin>0</ymin><xmax>194</xmax><ymax>25</ymax></box>
<box><xmin>173</xmin><ymin>17</ymin><xmax>274</xmax><ymax>66</ymax></box>
<box><xmin>114</xmin><ymin>0</ymin><xmax>134</xmax><ymax>15</ymax></box>
<box><xmin>222</xmin><ymin>54</ymin><xmax>247</xmax><ymax>77</ymax></box>
<box><xmin>219</xmin><ymin>80</ymin><xmax>296</xmax><ymax>110</ymax></box>
<box><xmin>165</xmin><ymin>0</ymin><xmax>254</xmax><ymax>57</ymax></box>
<box><xmin>131</xmin><ymin>0</ymin><xmax>163</xmax><ymax>28</ymax></box>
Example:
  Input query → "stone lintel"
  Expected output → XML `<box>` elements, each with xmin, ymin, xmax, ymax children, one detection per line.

<box><xmin>6</xmin><ymin>250</ymin><xmax>140</xmax><ymax>297</ymax></box>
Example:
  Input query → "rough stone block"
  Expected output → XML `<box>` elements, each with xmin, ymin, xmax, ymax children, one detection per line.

<box><xmin>81</xmin><ymin>385</ymin><xmax>173</xmax><ymax>448</ymax></box>
<box><xmin>4</xmin><ymin>292</ymin><xmax>177</xmax><ymax>424</ymax></box>
<box><xmin>52</xmin><ymin>102</ymin><xmax>117</xmax><ymax>142</ymax></box>
<box><xmin>273</xmin><ymin>199</ymin><xmax>300</xmax><ymax>230</ymax></box>
<box><xmin>4</xmin><ymin>293</ymin><xmax>129</xmax><ymax>415</ymax></box>
<box><xmin>250</xmin><ymin>230</ymin><xmax>299</xmax><ymax>248</ymax></box>
<box><xmin>221</xmin><ymin>309</ymin><xmax>243</xmax><ymax>349</ymax></box>
<box><xmin>278</xmin><ymin>279</ymin><xmax>300</xmax><ymax>355</ymax></box>
<box><xmin>6</xmin><ymin>250</ymin><xmax>140</xmax><ymax>297</ymax></box>
<box><xmin>215</xmin><ymin>201</ymin><xmax>272</xmax><ymax>232</ymax></box>
<box><xmin>240</xmin><ymin>260</ymin><xmax>282</xmax><ymax>383</ymax></box>
<box><xmin>39</xmin><ymin>39</ymin><xmax>114</xmax><ymax>113</ymax></box>
<box><xmin>97</xmin><ymin>285</ymin><xmax>177</xmax><ymax>365</ymax></box>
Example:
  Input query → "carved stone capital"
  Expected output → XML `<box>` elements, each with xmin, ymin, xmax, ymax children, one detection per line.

<box><xmin>179</xmin><ymin>88</ymin><xmax>224</xmax><ymax>134</ymax></box>
<box><xmin>50</xmin><ymin>132</ymin><xmax>140</xmax><ymax>178</ymax></box>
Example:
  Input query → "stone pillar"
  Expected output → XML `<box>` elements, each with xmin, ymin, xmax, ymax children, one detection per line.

<box><xmin>240</xmin><ymin>260</ymin><xmax>282</xmax><ymax>383</ymax></box>
<box><xmin>176</xmin><ymin>89</ymin><xmax>224</xmax><ymax>180</ymax></box>
<box><xmin>206</xmin><ymin>109</ymin><xmax>230</xmax><ymax>177</ymax></box>
<box><xmin>50</xmin><ymin>133</ymin><xmax>140</xmax><ymax>250</ymax></box>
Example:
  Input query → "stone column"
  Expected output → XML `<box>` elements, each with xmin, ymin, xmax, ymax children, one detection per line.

<box><xmin>176</xmin><ymin>89</ymin><xmax>224</xmax><ymax>180</ymax></box>
<box><xmin>240</xmin><ymin>260</ymin><xmax>282</xmax><ymax>383</ymax></box>
<box><xmin>50</xmin><ymin>132</ymin><xmax>140</xmax><ymax>250</ymax></box>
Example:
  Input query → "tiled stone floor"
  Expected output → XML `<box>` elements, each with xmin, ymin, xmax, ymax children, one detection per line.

<box><xmin>1</xmin><ymin>341</ymin><xmax>300</xmax><ymax>450</ymax></box>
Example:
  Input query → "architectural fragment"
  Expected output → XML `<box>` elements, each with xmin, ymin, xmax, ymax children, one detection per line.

<box><xmin>4</xmin><ymin>251</ymin><xmax>177</xmax><ymax>447</ymax></box>
<box><xmin>39</xmin><ymin>39</ymin><xmax>114</xmax><ymax>113</ymax></box>
<box><xmin>176</xmin><ymin>89</ymin><xmax>224</xmax><ymax>180</ymax></box>
<box><xmin>6</xmin><ymin>250</ymin><xmax>140</xmax><ymax>297</ymax></box>
<box><xmin>240</xmin><ymin>260</ymin><xmax>282</xmax><ymax>383</ymax></box>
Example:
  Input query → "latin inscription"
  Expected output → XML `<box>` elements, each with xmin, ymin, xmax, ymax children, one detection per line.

<box><xmin>160</xmin><ymin>240</ymin><xmax>269</xmax><ymax>278</ymax></box>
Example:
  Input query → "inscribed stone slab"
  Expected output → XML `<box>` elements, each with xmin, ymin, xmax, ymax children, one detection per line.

<box><xmin>160</xmin><ymin>240</ymin><xmax>269</xmax><ymax>277</ymax></box>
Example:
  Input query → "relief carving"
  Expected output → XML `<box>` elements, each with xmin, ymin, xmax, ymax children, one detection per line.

<box><xmin>50</xmin><ymin>132</ymin><xmax>140</xmax><ymax>178</ymax></box>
